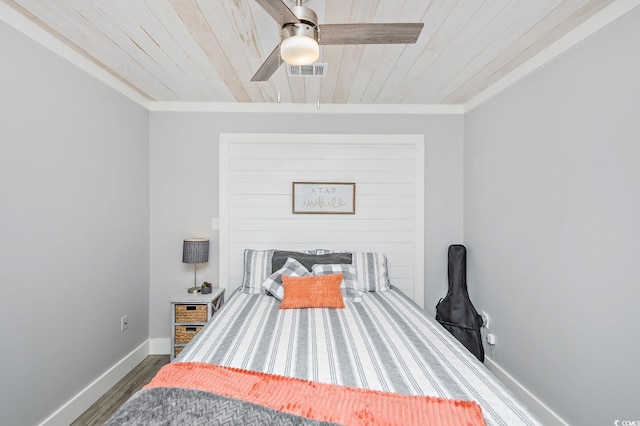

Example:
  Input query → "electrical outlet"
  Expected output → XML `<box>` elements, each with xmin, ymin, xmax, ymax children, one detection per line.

<box><xmin>481</xmin><ymin>311</ymin><xmax>490</xmax><ymax>328</ymax></box>
<box><xmin>121</xmin><ymin>314</ymin><xmax>128</xmax><ymax>332</ymax></box>
<box><xmin>487</xmin><ymin>333</ymin><xmax>496</xmax><ymax>345</ymax></box>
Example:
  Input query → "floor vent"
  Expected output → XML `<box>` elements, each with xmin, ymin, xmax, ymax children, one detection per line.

<box><xmin>287</xmin><ymin>63</ymin><xmax>328</xmax><ymax>77</ymax></box>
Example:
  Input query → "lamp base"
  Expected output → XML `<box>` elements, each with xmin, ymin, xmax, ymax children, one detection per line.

<box><xmin>187</xmin><ymin>286</ymin><xmax>201</xmax><ymax>294</ymax></box>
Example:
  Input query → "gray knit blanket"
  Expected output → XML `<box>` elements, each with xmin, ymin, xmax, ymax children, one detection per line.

<box><xmin>105</xmin><ymin>387</ymin><xmax>340</xmax><ymax>425</ymax></box>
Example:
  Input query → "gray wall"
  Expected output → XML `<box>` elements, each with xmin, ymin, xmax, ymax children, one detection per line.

<box><xmin>149</xmin><ymin>112</ymin><xmax>463</xmax><ymax>338</ymax></box>
<box><xmin>0</xmin><ymin>22</ymin><xmax>150</xmax><ymax>426</ymax></box>
<box><xmin>464</xmin><ymin>8</ymin><xmax>640</xmax><ymax>426</ymax></box>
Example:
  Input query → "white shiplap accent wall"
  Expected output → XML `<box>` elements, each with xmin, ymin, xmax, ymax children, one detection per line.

<box><xmin>220</xmin><ymin>133</ymin><xmax>424</xmax><ymax>306</ymax></box>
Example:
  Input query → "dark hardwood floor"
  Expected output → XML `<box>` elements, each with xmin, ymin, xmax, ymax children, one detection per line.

<box><xmin>71</xmin><ymin>355</ymin><xmax>170</xmax><ymax>425</ymax></box>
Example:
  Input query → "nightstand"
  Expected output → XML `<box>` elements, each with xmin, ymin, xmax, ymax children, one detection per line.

<box><xmin>170</xmin><ymin>288</ymin><xmax>225</xmax><ymax>359</ymax></box>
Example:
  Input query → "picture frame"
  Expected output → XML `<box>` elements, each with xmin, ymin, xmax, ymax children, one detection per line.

<box><xmin>292</xmin><ymin>182</ymin><xmax>356</xmax><ymax>214</ymax></box>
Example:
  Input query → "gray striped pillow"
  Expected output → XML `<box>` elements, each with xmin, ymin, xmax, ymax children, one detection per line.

<box><xmin>240</xmin><ymin>249</ymin><xmax>274</xmax><ymax>294</ymax></box>
<box><xmin>262</xmin><ymin>257</ymin><xmax>311</xmax><ymax>300</ymax></box>
<box><xmin>351</xmin><ymin>252</ymin><xmax>391</xmax><ymax>292</ymax></box>
<box><xmin>311</xmin><ymin>264</ymin><xmax>362</xmax><ymax>303</ymax></box>
<box><xmin>241</xmin><ymin>249</ymin><xmax>322</xmax><ymax>294</ymax></box>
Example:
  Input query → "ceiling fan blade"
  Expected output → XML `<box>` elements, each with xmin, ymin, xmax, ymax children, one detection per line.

<box><xmin>318</xmin><ymin>23</ymin><xmax>424</xmax><ymax>45</ymax></box>
<box><xmin>254</xmin><ymin>0</ymin><xmax>299</xmax><ymax>25</ymax></box>
<box><xmin>251</xmin><ymin>44</ymin><xmax>283</xmax><ymax>82</ymax></box>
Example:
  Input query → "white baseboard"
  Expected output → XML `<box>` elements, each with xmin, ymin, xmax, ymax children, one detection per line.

<box><xmin>484</xmin><ymin>356</ymin><xmax>570</xmax><ymax>426</ymax></box>
<box><xmin>149</xmin><ymin>337</ymin><xmax>170</xmax><ymax>355</ymax></box>
<box><xmin>38</xmin><ymin>340</ymin><xmax>150</xmax><ymax>426</ymax></box>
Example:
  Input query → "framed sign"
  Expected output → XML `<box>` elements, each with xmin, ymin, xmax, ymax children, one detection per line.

<box><xmin>292</xmin><ymin>182</ymin><xmax>356</xmax><ymax>214</ymax></box>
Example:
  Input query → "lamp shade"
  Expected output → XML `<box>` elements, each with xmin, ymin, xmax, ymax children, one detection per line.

<box><xmin>280</xmin><ymin>35</ymin><xmax>319</xmax><ymax>65</ymax></box>
<box><xmin>182</xmin><ymin>238</ymin><xmax>209</xmax><ymax>264</ymax></box>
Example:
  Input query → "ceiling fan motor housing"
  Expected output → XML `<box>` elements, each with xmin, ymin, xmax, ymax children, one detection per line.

<box><xmin>292</xmin><ymin>5</ymin><xmax>317</xmax><ymax>26</ymax></box>
<box><xmin>281</xmin><ymin>5</ymin><xmax>318</xmax><ymax>41</ymax></box>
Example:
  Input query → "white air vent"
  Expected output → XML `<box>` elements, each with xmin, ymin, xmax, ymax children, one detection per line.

<box><xmin>287</xmin><ymin>63</ymin><xmax>328</xmax><ymax>77</ymax></box>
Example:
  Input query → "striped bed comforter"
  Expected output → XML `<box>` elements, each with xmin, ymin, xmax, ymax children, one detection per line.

<box><xmin>176</xmin><ymin>287</ymin><xmax>540</xmax><ymax>426</ymax></box>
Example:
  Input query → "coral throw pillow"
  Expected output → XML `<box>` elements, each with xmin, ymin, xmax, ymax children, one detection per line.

<box><xmin>280</xmin><ymin>274</ymin><xmax>345</xmax><ymax>309</ymax></box>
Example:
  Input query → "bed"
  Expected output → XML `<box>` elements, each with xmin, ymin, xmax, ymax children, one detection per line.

<box><xmin>108</xmin><ymin>250</ymin><xmax>541</xmax><ymax>425</ymax></box>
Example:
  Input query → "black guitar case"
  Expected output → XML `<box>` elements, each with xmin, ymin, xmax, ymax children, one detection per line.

<box><xmin>436</xmin><ymin>245</ymin><xmax>485</xmax><ymax>362</ymax></box>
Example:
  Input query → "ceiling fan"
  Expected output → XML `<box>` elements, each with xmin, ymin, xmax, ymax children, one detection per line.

<box><xmin>251</xmin><ymin>0</ymin><xmax>424</xmax><ymax>81</ymax></box>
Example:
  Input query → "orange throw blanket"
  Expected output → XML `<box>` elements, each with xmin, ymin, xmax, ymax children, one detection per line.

<box><xmin>145</xmin><ymin>362</ymin><xmax>485</xmax><ymax>426</ymax></box>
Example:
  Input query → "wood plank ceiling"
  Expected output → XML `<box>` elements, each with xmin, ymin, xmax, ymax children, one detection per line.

<box><xmin>2</xmin><ymin>0</ymin><xmax>615</xmax><ymax>104</ymax></box>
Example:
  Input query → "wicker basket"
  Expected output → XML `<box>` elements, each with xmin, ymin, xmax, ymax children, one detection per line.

<box><xmin>174</xmin><ymin>325</ymin><xmax>203</xmax><ymax>343</ymax></box>
<box><xmin>175</xmin><ymin>304</ymin><xmax>207</xmax><ymax>323</ymax></box>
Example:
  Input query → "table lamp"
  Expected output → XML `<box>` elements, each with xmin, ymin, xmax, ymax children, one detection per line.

<box><xmin>183</xmin><ymin>238</ymin><xmax>209</xmax><ymax>293</ymax></box>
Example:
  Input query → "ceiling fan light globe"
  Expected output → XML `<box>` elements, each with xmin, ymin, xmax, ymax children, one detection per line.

<box><xmin>280</xmin><ymin>35</ymin><xmax>319</xmax><ymax>65</ymax></box>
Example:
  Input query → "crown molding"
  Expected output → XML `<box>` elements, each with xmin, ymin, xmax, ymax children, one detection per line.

<box><xmin>148</xmin><ymin>102</ymin><xmax>463</xmax><ymax>114</ymax></box>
